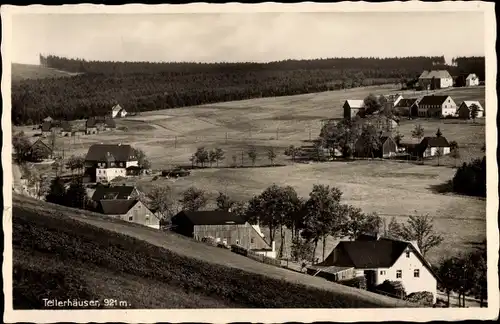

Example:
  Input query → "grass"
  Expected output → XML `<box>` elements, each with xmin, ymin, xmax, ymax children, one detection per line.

<box><xmin>13</xmin><ymin>85</ymin><xmax>486</xmax><ymax>266</ymax></box>
<box><xmin>12</xmin><ymin>63</ymin><xmax>81</xmax><ymax>82</ymax></box>
<box><xmin>12</xmin><ymin>193</ymin><xmax>415</xmax><ymax>309</ymax></box>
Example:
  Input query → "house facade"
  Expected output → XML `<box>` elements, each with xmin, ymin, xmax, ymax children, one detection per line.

<box><xmin>309</xmin><ymin>235</ymin><xmax>439</xmax><ymax>303</ymax></box>
<box><xmin>343</xmin><ymin>100</ymin><xmax>365</xmax><ymax>120</ymax></box>
<box><xmin>84</xmin><ymin>143</ymin><xmax>138</xmax><ymax>183</ymax></box>
<box><xmin>172</xmin><ymin>210</ymin><xmax>276</xmax><ymax>257</ymax></box>
<box><xmin>457</xmin><ymin>101</ymin><xmax>484</xmax><ymax>119</ymax></box>
<box><xmin>98</xmin><ymin>199</ymin><xmax>160</xmax><ymax>229</ymax></box>
<box><xmin>419</xmin><ymin>136</ymin><xmax>451</xmax><ymax>158</ymax></box>
<box><xmin>60</xmin><ymin>121</ymin><xmax>72</xmax><ymax>137</ymax></box>
<box><xmin>417</xmin><ymin>95</ymin><xmax>457</xmax><ymax>118</ymax></box>
<box><xmin>380</xmin><ymin>136</ymin><xmax>398</xmax><ymax>158</ymax></box>
<box><xmin>29</xmin><ymin>139</ymin><xmax>52</xmax><ymax>160</ymax></box>
<box><xmin>466</xmin><ymin>74</ymin><xmax>480</xmax><ymax>87</ymax></box>
<box><xmin>394</xmin><ymin>99</ymin><xmax>418</xmax><ymax>117</ymax></box>
<box><xmin>111</xmin><ymin>104</ymin><xmax>127</xmax><ymax>118</ymax></box>
<box><xmin>418</xmin><ymin>70</ymin><xmax>453</xmax><ymax>90</ymax></box>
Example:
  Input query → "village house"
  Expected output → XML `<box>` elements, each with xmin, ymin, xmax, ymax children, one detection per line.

<box><xmin>343</xmin><ymin>100</ymin><xmax>365</xmax><ymax>120</ymax></box>
<box><xmin>307</xmin><ymin>234</ymin><xmax>439</xmax><ymax>303</ymax></box>
<box><xmin>60</xmin><ymin>121</ymin><xmax>72</xmax><ymax>137</ymax></box>
<box><xmin>84</xmin><ymin>143</ymin><xmax>138</xmax><ymax>183</ymax></box>
<box><xmin>418</xmin><ymin>136</ymin><xmax>451</xmax><ymax>158</ymax></box>
<box><xmin>41</xmin><ymin>121</ymin><xmax>53</xmax><ymax>137</ymax></box>
<box><xmin>418</xmin><ymin>70</ymin><xmax>454</xmax><ymax>90</ymax></box>
<box><xmin>394</xmin><ymin>98</ymin><xmax>419</xmax><ymax>117</ymax></box>
<box><xmin>380</xmin><ymin>94</ymin><xmax>403</xmax><ymax>112</ymax></box>
<box><xmin>91</xmin><ymin>184</ymin><xmax>141</xmax><ymax>202</ymax></box>
<box><xmin>354</xmin><ymin>133</ymin><xmax>398</xmax><ymax>158</ymax></box>
<box><xmin>96</xmin><ymin>199</ymin><xmax>160</xmax><ymax>229</ymax></box>
<box><xmin>111</xmin><ymin>104</ymin><xmax>128</xmax><ymax>118</ymax></box>
<box><xmin>465</xmin><ymin>73</ymin><xmax>480</xmax><ymax>87</ymax></box>
<box><xmin>28</xmin><ymin>138</ymin><xmax>52</xmax><ymax>161</ymax></box>
<box><xmin>85</xmin><ymin>118</ymin><xmax>98</xmax><ymax>135</ymax></box>
<box><xmin>86</xmin><ymin>116</ymin><xmax>117</xmax><ymax>135</ymax></box>
<box><xmin>417</xmin><ymin>95</ymin><xmax>457</xmax><ymax>118</ymax></box>
<box><xmin>457</xmin><ymin>101</ymin><xmax>484</xmax><ymax>119</ymax></box>
<box><xmin>171</xmin><ymin>210</ymin><xmax>276</xmax><ymax>258</ymax></box>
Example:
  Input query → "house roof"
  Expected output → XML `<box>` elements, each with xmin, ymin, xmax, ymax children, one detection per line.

<box><xmin>99</xmin><ymin>199</ymin><xmax>139</xmax><ymax>215</ymax></box>
<box><xmin>418</xmin><ymin>95</ymin><xmax>451</xmax><ymax>106</ymax></box>
<box><xmin>308</xmin><ymin>265</ymin><xmax>354</xmax><ymax>274</ymax></box>
<box><xmin>420</xmin><ymin>136</ymin><xmax>450</xmax><ymax>148</ymax></box>
<box><xmin>112</xmin><ymin>104</ymin><xmax>124</xmax><ymax>113</ymax></box>
<box><xmin>92</xmin><ymin>185</ymin><xmax>136</xmax><ymax>201</ymax></box>
<box><xmin>61</xmin><ymin>121</ymin><xmax>72</xmax><ymax>132</ymax></box>
<box><xmin>174</xmin><ymin>210</ymin><xmax>246</xmax><ymax>225</ymax></box>
<box><xmin>345</xmin><ymin>100</ymin><xmax>365</xmax><ymax>109</ymax></box>
<box><xmin>466</xmin><ymin>73</ymin><xmax>478</xmax><ymax>80</ymax></box>
<box><xmin>395</xmin><ymin>98</ymin><xmax>418</xmax><ymax>108</ymax></box>
<box><xmin>85</xmin><ymin>144</ymin><xmax>136</xmax><ymax>162</ymax></box>
<box><xmin>419</xmin><ymin>70</ymin><xmax>452</xmax><ymax>79</ymax></box>
<box><xmin>30</xmin><ymin>138</ymin><xmax>51</xmax><ymax>151</ymax></box>
<box><xmin>460</xmin><ymin>101</ymin><xmax>484</xmax><ymax>110</ymax></box>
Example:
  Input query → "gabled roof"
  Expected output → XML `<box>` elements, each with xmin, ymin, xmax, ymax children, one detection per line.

<box><xmin>460</xmin><ymin>101</ymin><xmax>484</xmax><ymax>110</ymax></box>
<box><xmin>395</xmin><ymin>98</ymin><xmax>418</xmax><ymax>108</ymax></box>
<box><xmin>30</xmin><ymin>138</ymin><xmax>51</xmax><ymax>151</ymax></box>
<box><xmin>466</xmin><ymin>73</ymin><xmax>478</xmax><ymax>80</ymax></box>
<box><xmin>99</xmin><ymin>199</ymin><xmax>139</xmax><ymax>215</ymax></box>
<box><xmin>92</xmin><ymin>185</ymin><xmax>137</xmax><ymax>201</ymax></box>
<box><xmin>85</xmin><ymin>144</ymin><xmax>136</xmax><ymax>162</ymax></box>
<box><xmin>174</xmin><ymin>210</ymin><xmax>246</xmax><ymax>225</ymax></box>
<box><xmin>420</xmin><ymin>136</ymin><xmax>450</xmax><ymax>148</ymax></box>
<box><xmin>418</xmin><ymin>95</ymin><xmax>451</xmax><ymax>106</ymax></box>
<box><xmin>345</xmin><ymin>100</ymin><xmax>365</xmax><ymax>109</ymax></box>
<box><xmin>112</xmin><ymin>104</ymin><xmax>124</xmax><ymax>113</ymax></box>
<box><xmin>419</xmin><ymin>70</ymin><xmax>452</xmax><ymax>79</ymax></box>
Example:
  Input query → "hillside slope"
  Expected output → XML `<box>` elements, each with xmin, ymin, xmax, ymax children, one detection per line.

<box><xmin>11</xmin><ymin>63</ymin><xmax>81</xmax><ymax>82</ymax></box>
<box><xmin>11</xmin><ymin>194</ymin><xmax>416</xmax><ymax>309</ymax></box>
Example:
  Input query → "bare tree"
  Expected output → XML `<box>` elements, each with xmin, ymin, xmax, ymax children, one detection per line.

<box><xmin>267</xmin><ymin>147</ymin><xmax>277</xmax><ymax>166</ymax></box>
<box><xmin>390</xmin><ymin>214</ymin><xmax>444</xmax><ymax>256</ymax></box>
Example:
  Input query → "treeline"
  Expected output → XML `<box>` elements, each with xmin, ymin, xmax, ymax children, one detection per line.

<box><xmin>11</xmin><ymin>55</ymin><xmax>484</xmax><ymax>125</ymax></box>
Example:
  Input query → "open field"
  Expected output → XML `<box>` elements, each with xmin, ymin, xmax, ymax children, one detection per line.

<box><xmin>13</xmin><ymin>85</ymin><xmax>486</xmax><ymax>265</ymax></box>
<box><xmin>12</xmin><ymin>194</ymin><xmax>414</xmax><ymax>308</ymax></box>
<box><xmin>12</xmin><ymin>63</ymin><xmax>82</xmax><ymax>82</ymax></box>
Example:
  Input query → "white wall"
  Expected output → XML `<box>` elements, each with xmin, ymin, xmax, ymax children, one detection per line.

<box><xmin>440</xmin><ymin>78</ymin><xmax>453</xmax><ymax>88</ymax></box>
<box><xmin>126</xmin><ymin>161</ymin><xmax>139</xmax><ymax>168</ymax></box>
<box><xmin>375</xmin><ymin>250</ymin><xmax>437</xmax><ymax>303</ymax></box>
<box><xmin>96</xmin><ymin>167</ymin><xmax>126</xmax><ymax>182</ymax></box>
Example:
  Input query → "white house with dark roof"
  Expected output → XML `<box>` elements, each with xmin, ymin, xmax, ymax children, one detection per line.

<box><xmin>308</xmin><ymin>234</ymin><xmax>439</xmax><ymax>303</ymax></box>
<box><xmin>418</xmin><ymin>70</ymin><xmax>453</xmax><ymax>89</ymax></box>
<box><xmin>111</xmin><ymin>104</ymin><xmax>127</xmax><ymax>118</ymax></box>
<box><xmin>417</xmin><ymin>95</ymin><xmax>457</xmax><ymax>118</ymax></box>
<box><xmin>343</xmin><ymin>100</ymin><xmax>365</xmax><ymax>120</ymax></box>
<box><xmin>97</xmin><ymin>199</ymin><xmax>159</xmax><ymax>229</ymax></box>
<box><xmin>457</xmin><ymin>101</ymin><xmax>484</xmax><ymax>119</ymax></box>
<box><xmin>84</xmin><ymin>143</ymin><xmax>138</xmax><ymax>183</ymax></box>
<box><xmin>465</xmin><ymin>73</ymin><xmax>480</xmax><ymax>87</ymax></box>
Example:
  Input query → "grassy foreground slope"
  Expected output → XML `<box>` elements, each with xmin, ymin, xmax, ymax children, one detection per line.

<box><xmin>12</xmin><ymin>194</ymin><xmax>415</xmax><ymax>309</ymax></box>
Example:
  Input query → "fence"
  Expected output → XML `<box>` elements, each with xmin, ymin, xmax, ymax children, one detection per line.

<box><xmin>230</xmin><ymin>244</ymin><xmax>281</xmax><ymax>267</ymax></box>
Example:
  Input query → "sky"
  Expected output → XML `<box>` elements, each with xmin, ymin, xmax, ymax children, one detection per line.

<box><xmin>11</xmin><ymin>12</ymin><xmax>485</xmax><ymax>65</ymax></box>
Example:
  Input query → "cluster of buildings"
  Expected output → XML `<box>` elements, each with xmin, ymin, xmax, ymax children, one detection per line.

<box><xmin>417</xmin><ymin>70</ymin><xmax>480</xmax><ymax>90</ymax></box>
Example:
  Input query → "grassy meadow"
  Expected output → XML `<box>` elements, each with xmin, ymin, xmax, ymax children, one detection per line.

<box><xmin>13</xmin><ymin>85</ymin><xmax>486</xmax><ymax>266</ymax></box>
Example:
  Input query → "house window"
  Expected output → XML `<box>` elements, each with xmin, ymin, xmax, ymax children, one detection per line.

<box><xmin>396</xmin><ymin>270</ymin><xmax>402</xmax><ymax>279</ymax></box>
<box><xmin>251</xmin><ymin>237</ymin><xmax>255</xmax><ymax>244</ymax></box>
<box><xmin>236</xmin><ymin>239</ymin><xmax>239</xmax><ymax>245</ymax></box>
<box><xmin>406</xmin><ymin>251</ymin><xmax>410</xmax><ymax>258</ymax></box>
<box><xmin>414</xmin><ymin>269</ymin><xmax>420</xmax><ymax>278</ymax></box>
<box><xmin>380</xmin><ymin>270</ymin><xmax>386</xmax><ymax>275</ymax></box>
<box><xmin>129</xmin><ymin>216</ymin><xmax>133</xmax><ymax>221</ymax></box>
<box><xmin>145</xmin><ymin>215</ymin><xmax>149</xmax><ymax>221</ymax></box>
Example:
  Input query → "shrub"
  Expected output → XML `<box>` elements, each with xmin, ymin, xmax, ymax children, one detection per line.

<box><xmin>339</xmin><ymin>276</ymin><xmax>367</xmax><ymax>290</ymax></box>
<box><xmin>405</xmin><ymin>291</ymin><xmax>434</xmax><ymax>306</ymax></box>
<box><xmin>200</xmin><ymin>236</ymin><xmax>217</xmax><ymax>246</ymax></box>
<box><xmin>375</xmin><ymin>280</ymin><xmax>406</xmax><ymax>299</ymax></box>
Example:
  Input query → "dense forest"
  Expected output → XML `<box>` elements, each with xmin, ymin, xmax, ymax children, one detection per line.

<box><xmin>11</xmin><ymin>55</ymin><xmax>484</xmax><ymax>125</ymax></box>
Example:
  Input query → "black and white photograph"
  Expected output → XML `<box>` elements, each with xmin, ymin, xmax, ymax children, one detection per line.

<box><xmin>2</xmin><ymin>2</ymin><xmax>498</xmax><ymax>323</ymax></box>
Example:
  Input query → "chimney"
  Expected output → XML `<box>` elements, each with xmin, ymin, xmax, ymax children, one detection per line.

<box><xmin>271</xmin><ymin>241</ymin><xmax>276</xmax><ymax>252</ymax></box>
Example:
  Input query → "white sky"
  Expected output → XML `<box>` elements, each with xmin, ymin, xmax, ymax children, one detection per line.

<box><xmin>11</xmin><ymin>12</ymin><xmax>485</xmax><ymax>64</ymax></box>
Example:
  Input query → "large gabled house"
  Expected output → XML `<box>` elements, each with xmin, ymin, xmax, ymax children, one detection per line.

<box><xmin>343</xmin><ymin>100</ymin><xmax>366</xmax><ymax>120</ymax></box>
<box><xmin>171</xmin><ymin>210</ymin><xmax>276</xmax><ymax>258</ymax></box>
<box><xmin>28</xmin><ymin>138</ymin><xmax>52</xmax><ymax>161</ymax></box>
<box><xmin>417</xmin><ymin>95</ymin><xmax>457</xmax><ymax>118</ymax></box>
<box><xmin>97</xmin><ymin>199</ymin><xmax>159</xmax><ymax>229</ymax></box>
<box><xmin>418</xmin><ymin>70</ymin><xmax>453</xmax><ymax>90</ymax></box>
<box><xmin>394</xmin><ymin>98</ymin><xmax>419</xmax><ymax>117</ymax></box>
<box><xmin>466</xmin><ymin>73</ymin><xmax>480</xmax><ymax>87</ymax></box>
<box><xmin>401</xmin><ymin>136</ymin><xmax>451</xmax><ymax>159</ymax></box>
<box><xmin>111</xmin><ymin>104</ymin><xmax>127</xmax><ymax>118</ymax></box>
<box><xmin>84</xmin><ymin>143</ymin><xmax>138</xmax><ymax>183</ymax></box>
<box><xmin>307</xmin><ymin>234</ymin><xmax>439</xmax><ymax>303</ymax></box>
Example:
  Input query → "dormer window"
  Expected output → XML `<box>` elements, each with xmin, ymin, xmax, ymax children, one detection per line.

<box><xmin>406</xmin><ymin>251</ymin><xmax>410</xmax><ymax>258</ymax></box>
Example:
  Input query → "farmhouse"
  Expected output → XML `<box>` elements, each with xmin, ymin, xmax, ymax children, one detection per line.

<box><xmin>466</xmin><ymin>73</ymin><xmax>480</xmax><ymax>87</ymax></box>
<box><xmin>343</xmin><ymin>100</ymin><xmax>365</xmax><ymax>120</ymax></box>
<box><xmin>457</xmin><ymin>101</ymin><xmax>484</xmax><ymax>119</ymax></box>
<box><xmin>86</xmin><ymin>118</ymin><xmax>98</xmax><ymax>135</ymax></box>
<box><xmin>86</xmin><ymin>116</ymin><xmax>116</xmax><ymax>134</ymax></box>
<box><xmin>418</xmin><ymin>70</ymin><xmax>453</xmax><ymax>90</ymax></box>
<box><xmin>60</xmin><ymin>121</ymin><xmax>72</xmax><ymax>137</ymax></box>
<box><xmin>41</xmin><ymin>121</ymin><xmax>53</xmax><ymax>137</ymax></box>
<box><xmin>171</xmin><ymin>210</ymin><xmax>276</xmax><ymax>258</ymax></box>
<box><xmin>394</xmin><ymin>99</ymin><xmax>418</xmax><ymax>117</ymax></box>
<box><xmin>419</xmin><ymin>136</ymin><xmax>451</xmax><ymax>158</ymax></box>
<box><xmin>111</xmin><ymin>104</ymin><xmax>127</xmax><ymax>118</ymax></box>
<box><xmin>354</xmin><ymin>134</ymin><xmax>398</xmax><ymax>158</ymax></box>
<box><xmin>91</xmin><ymin>184</ymin><xmax>141</xmax><ymax>202</ymax></box>
<box><xmin>380</xmin><ymin>93</ymin><xmax>403</xmax><ymax>111</ymax></box>
<box><xmin>308</xmin><ymin>235</ymin><xmax>439</xmax><ymax>303</ymax></box>
<box><xmin>417</xmin><ymin>95</ymin><xmax>457</xmax><ymax>118</ymax></box>
<box><xmin>84</xmin><ymin>143</ymin><xmax>138</xmax><ymax>183</ymax></box>
<box><xmin>29</xmin><ymin>138</ymin><xmax>52</xmax><ymax>160</ymax></box>
<box><xmin>97</xmin><ymin>199</ymin><xmax>159</xmax><ymax>229</ymax></box>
